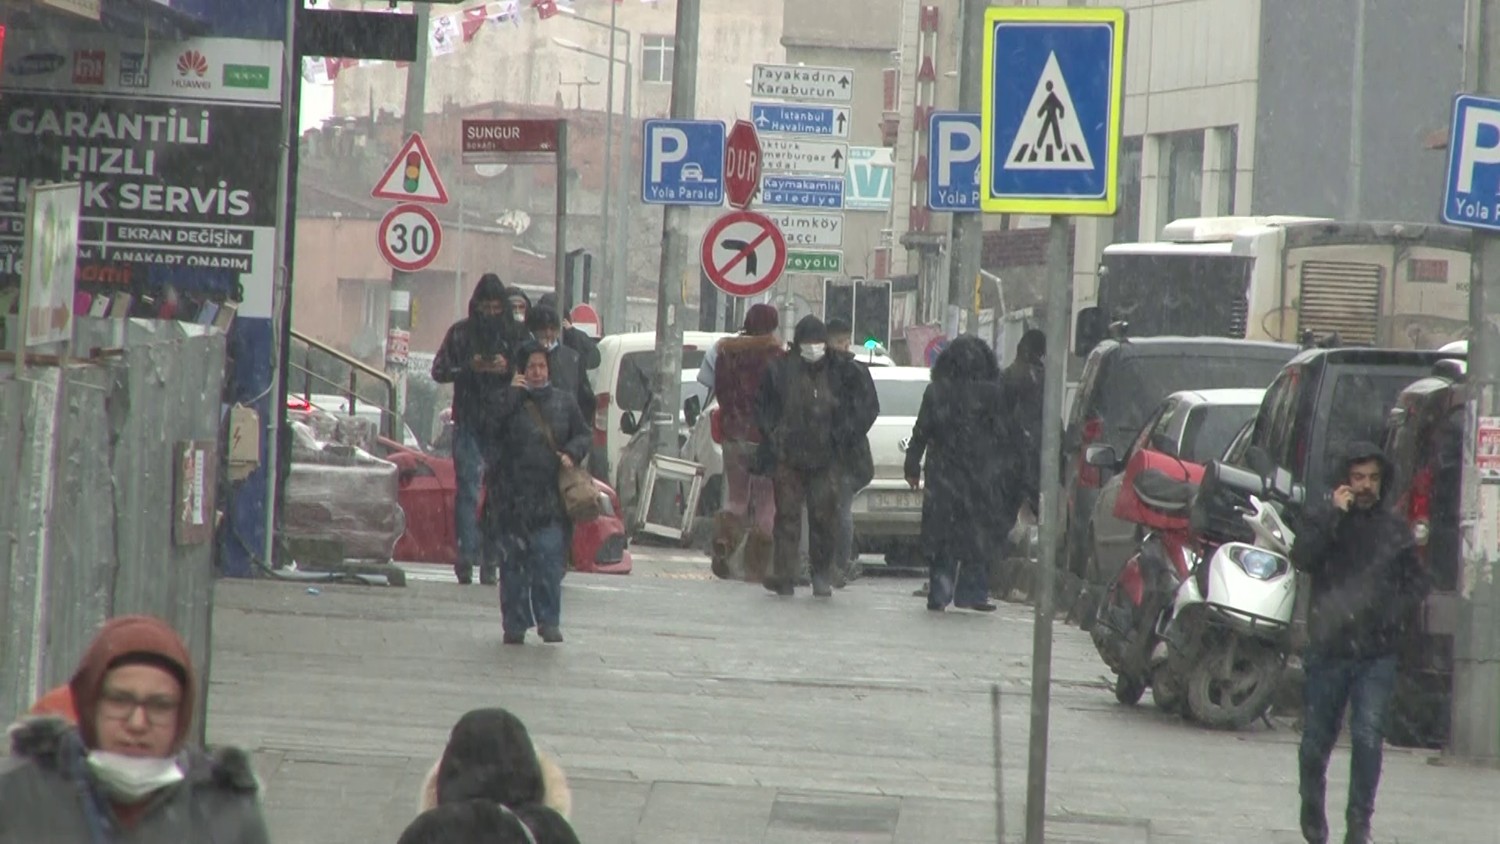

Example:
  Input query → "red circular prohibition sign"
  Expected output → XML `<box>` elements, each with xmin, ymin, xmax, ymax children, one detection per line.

<box><xmin>699</xmin><ymin>209</ymin><xmax>788</xmax><ymax>298</ymax></box>
<box><xmin>378</xmin><ymin>203</ymin><xmax>444</xmax><ymax>273</ymax></box>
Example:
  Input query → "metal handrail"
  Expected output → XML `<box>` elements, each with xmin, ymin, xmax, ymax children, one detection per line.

<box><xmin>288</xmin><ymin>328</ymin><xmax>401</xmax><ymax>441</ymax></box>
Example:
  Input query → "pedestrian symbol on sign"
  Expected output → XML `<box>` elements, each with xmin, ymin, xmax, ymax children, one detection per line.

<box><xmin>1005</xmin><ymin>53</ymin><xmax>1093</xmax><ymax>171</ymax></box>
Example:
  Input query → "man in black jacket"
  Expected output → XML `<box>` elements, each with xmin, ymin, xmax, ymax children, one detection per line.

<box><xmin>1289</xmin><ymin>442</ymin><xmax>1429</xmax><ymax>844</ymax></box>
<box><xmin>825</xmin><ymin>317</ymin><xmax>877</xmax><ymax>586</ymax></box>
<box><xmin>431</xmin><ymin>273</ymin><xmax>514</xmax><ymax>585</ymax></box>
<box><xmin>755</xmin><ymin>316</ymin><xmax>878</xmax><ymax>597</ymax></box>
<box><xmin>536</xmin><ymin>293</ymin><xmax>602</xmax><ymax>369</ymax></box>
<box><xmin>525</xmin><ymin>304</ymin><xmax>596</xmax><ymax>427</ymax></box>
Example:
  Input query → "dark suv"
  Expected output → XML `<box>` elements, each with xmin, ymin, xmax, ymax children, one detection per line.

<box><xmin>1062</xmin><ymin>337</ymin><xmax>1299</xmax><ymax>577</ymax></box>
<box><xmin>1380</xmin><ymin>358</ymin><xmax>1466</xmax><ymax>747</ymax></box>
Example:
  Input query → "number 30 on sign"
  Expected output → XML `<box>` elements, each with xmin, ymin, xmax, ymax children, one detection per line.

<box><xmin>378</xmin><ymin>203</ymin><xmax>443</xmax><ymax>272</ymax></box>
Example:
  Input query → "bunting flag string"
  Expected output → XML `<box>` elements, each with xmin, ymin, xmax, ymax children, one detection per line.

<box><xmin>301</xmin><ymin>0</ymin><xmax>658</xmax><ymax>85</ymax></box>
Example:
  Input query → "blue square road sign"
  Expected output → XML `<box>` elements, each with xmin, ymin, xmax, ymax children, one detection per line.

<box><xmin>928</xmin><ymin>112</ymin><xmax>981</xmax><ymax>211</ymax></box>
<box><xmin>979</xmin><ymin>7</ymin><xmax>1125</xmax><ymax>215</ymax></box>
<box><xmin>1441</xmin><ymin>94</ymin><xmax>1500</xmax><ymax>232</ymax></box>
<box><xmin>641</xmin><ymin>119</ymin><xmax>726</xmax><ymax>206</ymax></box>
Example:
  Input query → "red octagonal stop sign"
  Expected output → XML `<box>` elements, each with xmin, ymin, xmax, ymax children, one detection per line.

<box><xmin>724</xmin><ymin>119</ymin><xmax>762</xmax><ymax>210</ymax></box>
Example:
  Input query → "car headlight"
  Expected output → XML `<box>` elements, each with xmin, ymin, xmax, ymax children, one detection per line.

<box><xmin>1229</xmin><ymin>547</ymin><xmax>1286</xmax><ymax>580</ymax></box>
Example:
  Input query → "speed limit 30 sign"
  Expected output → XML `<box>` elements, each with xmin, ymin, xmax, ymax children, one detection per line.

<box><xmin>378</xmin><ymin>203</ymin><xmax>443</xmax><ymax>272</ymax></box>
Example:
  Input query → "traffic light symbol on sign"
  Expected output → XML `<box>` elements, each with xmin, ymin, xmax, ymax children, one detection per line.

<box><xmin>403</xmin><ymin>152</ymin><xmax>422</xmax><ymax>193</ymax></box>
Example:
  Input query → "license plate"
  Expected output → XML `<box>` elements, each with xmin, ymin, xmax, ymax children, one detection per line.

<box><xmin>869</xmin><ymin>490</ymin><xmax>918</xmax><ymax>510</ymax></box>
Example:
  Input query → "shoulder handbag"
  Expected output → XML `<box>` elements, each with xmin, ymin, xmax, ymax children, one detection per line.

<box><xmin>524</xmin><ymin>399</ymin><xmax>602</xmax><ymax>522</ymax></box>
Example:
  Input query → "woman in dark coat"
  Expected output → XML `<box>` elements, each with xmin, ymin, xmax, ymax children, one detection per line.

<box><xmin>478</xmin><ymin>341</ymin><xmax>592</xmax><ymax>644</ymax></box>
<box><xmin>903</xmin><ymin>335</ymin><xmax>1020</xmax><ymax>612</ymax></box>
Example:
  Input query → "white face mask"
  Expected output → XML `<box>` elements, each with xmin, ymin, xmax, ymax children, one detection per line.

<box><xmin>87</xmin><ymin>750</ymin><xmax>185</xmax><ymax>802</ymax></box>
<box><xmin>800</xmin><ymin>343</ymin><xmax>826</xmax><ymax>363</ymax></box>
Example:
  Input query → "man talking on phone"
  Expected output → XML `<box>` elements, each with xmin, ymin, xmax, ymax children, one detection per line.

<box><xmin>433</xmin><ymin>273</ymin><xmax>516</xmax><ymax>585</ymax></box>
<box><xmin>1288</xmin><ymin>441</ymin><xmax>1428</xmax><ymax>844</ymax></box>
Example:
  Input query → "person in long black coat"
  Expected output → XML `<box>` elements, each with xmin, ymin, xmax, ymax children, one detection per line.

<box><xmin>477</xmin><ymin>341</ymin><xmax>592</xmax><ymax>645</ymax></box>
<box><xmin>903</xmin><ymin>335</ymin><xmax>1021</xmax><ymax>612</ymax></box>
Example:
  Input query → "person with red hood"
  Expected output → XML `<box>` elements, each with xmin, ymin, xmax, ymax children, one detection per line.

<box><xmin>0</xmin><ymin>615</ymin><xmax>268</xmax><ymax>844</ymax></box>
<box><xmin>698</xmin><ymin>303</ymin><xmax>784</xmax><ymax>582</ymax></box>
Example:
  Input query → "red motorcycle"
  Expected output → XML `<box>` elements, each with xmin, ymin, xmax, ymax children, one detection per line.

<box><xmin>1090</xmin><ymin>449</ymin><xmax>1203</xmax><ymax>710</ymax></box>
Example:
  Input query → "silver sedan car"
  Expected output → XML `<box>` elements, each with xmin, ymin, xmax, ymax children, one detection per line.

<box><xmin>1085</xmin><ymin>388</ymin><xmax>1265</xmax><ymax>587</ymax></box>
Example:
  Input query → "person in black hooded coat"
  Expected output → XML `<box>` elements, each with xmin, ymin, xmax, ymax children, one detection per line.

<box><xmin>401</xmin><ymin>707</ymin><xmax>579</xmax><ymax>844</ymax></box>
<box><xmin>536</xmin><ymin>293</ymin><xmax>601</xmax><ymax>369</ymax></box>
<box><xmin>431</xmin><ymin>273</ymin><xmax>516</xmax><ymax>585</ymax></box>
<box><xmin>903</xmin><ymin>335</ymin><xmax>1020</xmax><ymax>612</ymax></box>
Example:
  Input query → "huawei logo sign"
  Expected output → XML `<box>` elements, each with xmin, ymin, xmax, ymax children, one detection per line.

<box><xmin>176</xmin><ymin>50</ymin><xmax>208</xmax><ymax>77</ymax></box>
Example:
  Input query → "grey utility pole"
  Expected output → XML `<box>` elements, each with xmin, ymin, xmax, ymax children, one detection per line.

<box><xmin>649</xmin><ymin>0</ymin><xmax>699</xmax><ymax>457</ymax></box>
<box><xmin>1452</xmin><ymin>0</ymin><xmax>1500</xmax><ymax>765</ymax></box>
<box><xmin>599</xmin><ymin>0</ymin><xmax>618</xmax><ymax>317</ymax></box>
<box><xmin>385</xmin><ymin>3</ymin><xmax>430</xmax><ymax>419</ymax></box>
<box><xmin>947</xmin><ymin>0</ymin><xmax>987</xmax><ymax>335</ymax></box>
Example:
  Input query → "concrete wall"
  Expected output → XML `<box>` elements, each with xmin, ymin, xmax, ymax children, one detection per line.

<box><xmin>1254</xmin><ymin>0</ymin><xmax>1465</xmax><ymax>220</ymax></box>
<box><xmin>0</xmin><ymin>321</ymin><xmax>226</xmax><ymax>735</ymax></box>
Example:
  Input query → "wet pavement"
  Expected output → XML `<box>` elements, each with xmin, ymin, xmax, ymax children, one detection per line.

<box><xmin>205</xmin><ymin>552</ymin><xmax>1500</xmax><ymax>844</ymax></box>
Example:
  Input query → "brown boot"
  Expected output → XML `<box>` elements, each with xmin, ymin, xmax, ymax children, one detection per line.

<box><xmin>743</xmin><ymin>531</ymin><xmax>774</xmax><ymax>584</ymax></box>
<box><xmin>710</xmin><ymin>512</ymin><xmax>745</xmax><ymax>580</ymax></box>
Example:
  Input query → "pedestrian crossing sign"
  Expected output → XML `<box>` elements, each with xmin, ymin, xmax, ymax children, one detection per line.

<box><xmin>979</xmin><ymin>6</ymin><xmax>1125</xmax><ymax>215</ymax></box>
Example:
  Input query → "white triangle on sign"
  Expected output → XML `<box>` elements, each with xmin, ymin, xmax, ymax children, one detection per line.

<box><xmin>1003</xmin><ymin>52</ymin><xmax>1095</xmax><ymax>171</ymax></box>
<box><xmin>372</xmin><ymin>132</ymin><xmax>451</xmax><ymax>204</ymax></box>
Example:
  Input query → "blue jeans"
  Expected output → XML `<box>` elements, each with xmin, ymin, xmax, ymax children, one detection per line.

<box><xmin>1298</xmin><ymin>653</ymin><xmax>1398</xmax><ymax>835</ymax></box>
<box><xmin>453</xmin><ymin>423</ymin><xmax>485</xmax><ymax>564</ymax></box>
<box><xmin>498</xmin><ymin>524</ymin><xmax>565</xmax><ymax>635</ymax></box>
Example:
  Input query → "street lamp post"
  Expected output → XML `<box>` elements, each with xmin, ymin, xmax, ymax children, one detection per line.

<box><xmin>552</xmin><ymin>34</ymin><xmax>633</xmax><ymax>333</ymax></box>
<box><xmin>558</xmin><ymin>9</ymin><xmax>631</xmax><ymax>331</ymax></box>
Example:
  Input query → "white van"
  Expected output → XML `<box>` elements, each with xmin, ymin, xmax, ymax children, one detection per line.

<box><xmin>590</xmin><ymin>330</ymin><xmax>729</xmax><ymax>485</ymax></box>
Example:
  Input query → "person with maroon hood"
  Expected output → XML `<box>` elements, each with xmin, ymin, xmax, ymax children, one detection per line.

<box><xmin>0</xmin><ymin>616</ymin><xmax>268</xmax><ymax>844</ymax></box>
<box><xmin>700</xmin><ymin>304</ymin><xmax>784</xmax><ymax>582</ymax></box>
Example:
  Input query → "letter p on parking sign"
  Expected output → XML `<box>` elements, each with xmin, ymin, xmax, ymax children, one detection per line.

<box><xmin>1441</xmin><ymin>94</ymin><xmax>1500</xmax><ymax>232</ymax></box>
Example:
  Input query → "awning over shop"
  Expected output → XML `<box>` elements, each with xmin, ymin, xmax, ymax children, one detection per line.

<box><xmin>2</xmin><ymin>0</ymin><xmax>208</xmax><ymax>40</ymax></box>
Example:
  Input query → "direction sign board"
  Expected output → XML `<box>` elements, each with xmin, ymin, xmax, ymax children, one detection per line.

<box><xmin>641</xmin><ymin>119</ymin><xmax>726</xmax><ymax>206</ymax></box>
<box><xmin>787</xmin><ymin>250</ymin><xmax>842</xmax><ymax>274</ymax></box>
<box><xmin>979</xmin><ymin>6</ymin><xmax>1125</xmax><ymax>215</ymax></box>
<box><xmin>927</xmin><ymin>112</ymin><xmax>982</xmax><ymax>211</ymax></box>
<box><xmin>1441</xmin><ymin>94</ymin><xmax>1500</xmax><ymax>232</ymax></box>
<box><xmin>760</xmin><ymin>175</ymin><xmax>845</xmax><ymax>209</ymax></box>
<box><xmin>461</xmin><ymin>119</ymin><xmax>560</xmax><ymax>164</ymax></box>
<box><xmin>378</xmin><ymin>203</ymin><xmax>443</xmax><ymax>272</ymax></box>
<box><xmin>761</xmin><ymin>211</ymin><xmax>843</xmax><ymax>249</ymax></box>
<box><xmin>751</xmin><ymin>102</ymin><xmax>851</xmax><ymax>138</ymax></box>
<box><xmin>373</xmin><ymin>133</ymin><xmax>449</xmax><ymax>205</ymax></box>
<box><xmin>700</xmin><ymin>210</ymin><xmax>788</xmax><ymax>297</ymax></box>
<box><xmin>761</xmin><ymin>137</ymin><xmax>849</xmax><ymax>176</ymax></box>
<box><xmin>752</xmin><ymin>63</ymin><xmax>855</xmax><ymax>104</ymax></box>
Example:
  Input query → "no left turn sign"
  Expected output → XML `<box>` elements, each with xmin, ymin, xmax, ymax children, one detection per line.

<box><xmin>700</xmin><ymin>210</ymin><xmax>787</xmax><ymax>298</ymax></box>
<box><xmin>378</xmin><ymin>203</ymin><xmax>444</xmax><ymax>272</ymax></box>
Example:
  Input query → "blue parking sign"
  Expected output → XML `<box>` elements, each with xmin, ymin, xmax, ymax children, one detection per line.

<box><xmin>641</xmin><ymin>119</ymin><xmax>726</xmax><ymax>206</ymax></box>
<box><xmin>927</xmin><ymin>112</ymin><xmax>981</xmax><ymax>211</ymax></box>
<box><xmin>1441</xmin><ymin>94</ymin><xmax>1500</xmax><ymax>232</ymax></box>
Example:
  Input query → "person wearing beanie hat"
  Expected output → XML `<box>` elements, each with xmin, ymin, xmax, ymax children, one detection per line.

<box><xmin>698</xmin><ymin>303</ymin><xmax>785</xmax><ymax>581</ymax></box>
<box><xmin>754</xmin><ymin>315</ymin><xmax>879</xmax><ymax>597</ymax></box>
<box><xmin>0</xmin><ymin>615</ymin><xmax>268</xmax><ymax>843</ymax></box>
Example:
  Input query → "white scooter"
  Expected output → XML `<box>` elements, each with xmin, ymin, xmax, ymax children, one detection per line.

<box><xmin>1155</xmin><ymin>449</ymin><xmax>1302</xmax><ymax>729</ymax></box>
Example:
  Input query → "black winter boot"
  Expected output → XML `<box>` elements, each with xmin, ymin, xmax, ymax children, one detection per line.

<box><xmin>479</xmin><ymin>564</ymin><xmax>497</xmax><ymax>586</ymax></box>
<box><xmin>1342</xmin><ymin>820</ymin><xmax>1370</xmax><ymax>844</ymax></box>
<box><xmin>1299</xmin><ymin>800</ymin><xmax>1328</xmax><ymax>844</ymax></box>
<box><xmin>454</xmin><ymin>562</ymin><xmax>473</xmax><ymax>585</ymax></box>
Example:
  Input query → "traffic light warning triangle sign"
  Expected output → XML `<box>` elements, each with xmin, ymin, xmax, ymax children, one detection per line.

<box><xmin>372</xmin><ymin>132</ymin><xmax>450</xmax><ymax>204</ymax></box>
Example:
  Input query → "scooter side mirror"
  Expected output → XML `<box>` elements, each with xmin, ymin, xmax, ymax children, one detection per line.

<box><xmin>1244</xmin><ymin>445</ymin><xmax>1276</xmax><ymax>480</ymax></box>
<box><xmin>1084</xmin><ymin>443</ymin><xmax>1119</xmax><ymax>469</ymax></box>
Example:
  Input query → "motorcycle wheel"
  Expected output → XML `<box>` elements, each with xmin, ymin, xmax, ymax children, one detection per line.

<box><xmin>1114</xmin><ymin>673</ymin><xmax>1146</xmax><ymax>706</ymax></box>
<box><xmin>1185</xmin><ymin>637</ymin><xmax>1283</xmax><ymax>730</ymax></box>
<box><xmin>1150</xmin><ymin>665</ymin><xmax>1185</xmax><ymax>715</ymax></box>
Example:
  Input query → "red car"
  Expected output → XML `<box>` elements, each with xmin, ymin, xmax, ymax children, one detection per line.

<box><xmin>378</xmin><ymin>438</ymin><xmax>632</xmax><ymax>574</ymax></box>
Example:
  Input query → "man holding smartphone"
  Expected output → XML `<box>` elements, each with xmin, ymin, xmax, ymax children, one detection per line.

<box><xmin>1289</xmin><ymin>442</ymin><xmax>1428</xmax><ymax>844</ymax></box>
<box><xmin>432</xmin><ymin>274</ymin><xmax>517</xmax><ymax>585</ymax></box>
